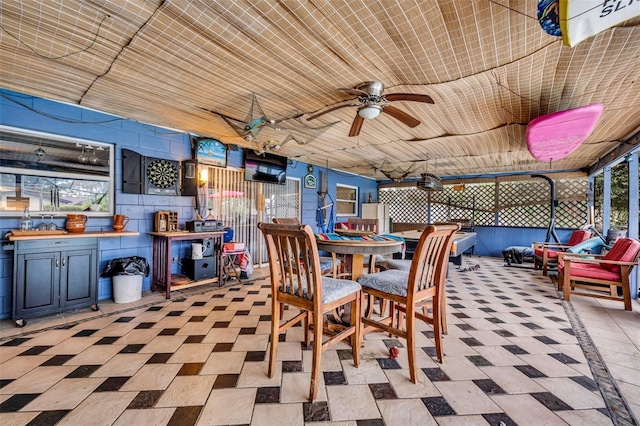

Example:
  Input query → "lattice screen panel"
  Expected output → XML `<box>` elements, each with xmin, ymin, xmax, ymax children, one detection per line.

<box><xmin>380</xmin><ymin>176</ymin><xmax>588</xmax><ymax>229</ymax></box>
<box><xmin>379</xmin><ymin>187</ymin><xmax>429</xmax><ymax>223</ymax></box>
<box><xmin>430</xmin><ymin>191</ymin><xmax>474</xmax><ymax>221</ymax></box>
<box><xmin>556</xmin><ymin>201</ymin><xmax>588</xmax><ymax>228</ymax></box>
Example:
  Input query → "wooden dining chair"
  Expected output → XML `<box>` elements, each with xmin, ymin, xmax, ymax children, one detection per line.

<box><xmin>347</xmin><ymin>217</ymin><xmax>380</xmax><ymax>275</ymax></box>
<box><xmin>558</xmin><ymin>238</ymin><xmax>640</xmax><ymax>311</ymax></box>
<box><xmin>272</xmin><ymin>217</ymin><xmax>300</xmax><ymax>225</ymax></box>
<box><xmin>273</xmin><ymin>217</ymin><xmax>340</xmax><ymax>277</ymax></box>
<box><xmin>356</xmin><ymin>223</ymin><xmax>459</xmax><ymax>383</ymax></box>
<box><xmin>347</xmin><ymin>217</ymin><xmax>379</xmax><ymax>233</ymax></box>
<box><xmin>258</xmin><ymin>222</ymin><xmax>362</xmax><ymax>401</ymax></box>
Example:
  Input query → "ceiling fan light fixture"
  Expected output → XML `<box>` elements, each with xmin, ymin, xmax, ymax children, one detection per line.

<box><xmin>358</xmin><ymin>105</ymin><xmax>382</xmax><ymax>120</ymax></box>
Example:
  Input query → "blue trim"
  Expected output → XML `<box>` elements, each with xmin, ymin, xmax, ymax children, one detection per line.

<box><xmin>603</xmin><ymin>167</ymin><xmax>611</xmax><ymax>234</ymax></box>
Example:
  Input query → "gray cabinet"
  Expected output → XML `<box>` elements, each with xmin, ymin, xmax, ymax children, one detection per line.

<box><xmin>13</xmin><ymin>237</ymin><xmax>98</xmax><ymax>326</ymax></box>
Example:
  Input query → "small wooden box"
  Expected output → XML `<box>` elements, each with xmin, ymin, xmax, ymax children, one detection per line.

<box><xmin>155</xmin><ymin>211</ymin><xmax>178</xmax><ymax>232</ymax></box>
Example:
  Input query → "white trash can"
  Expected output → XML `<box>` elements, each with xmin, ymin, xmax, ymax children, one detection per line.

<box><xmin>112</xmin><ymin>275</ymin><xmax>143</xmax><ymax>303</ymax></box>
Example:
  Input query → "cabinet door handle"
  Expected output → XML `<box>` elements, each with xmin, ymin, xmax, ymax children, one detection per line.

<box><xmin>56</xmin><ymin>258</ymin><xmax>59</xmax><ymax>268</ymax></box>
<box><xmin>62</xmin><ymin>258</ymin><xmax>66</xmax><ymax>268</ymax></box>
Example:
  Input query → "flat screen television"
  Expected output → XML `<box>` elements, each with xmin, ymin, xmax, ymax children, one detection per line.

<box><xmin>244</xmin><ymin>150</ymin><xmax>287</xmax><ymax>185</ymax></box>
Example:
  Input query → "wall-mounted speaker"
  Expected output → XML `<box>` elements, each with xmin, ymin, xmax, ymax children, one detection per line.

<box><xmin>181</xmin><ymin>159</ymin><xmax>198</xmax><ymax>196</ymax></box>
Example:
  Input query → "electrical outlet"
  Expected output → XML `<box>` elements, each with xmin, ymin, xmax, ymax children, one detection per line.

<box><xmin>172</xmin><ymin>256</ymin><xmax>179</xmax><ymax>263</ymax></box>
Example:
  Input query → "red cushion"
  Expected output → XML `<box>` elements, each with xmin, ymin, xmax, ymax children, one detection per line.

<box><xmin>559</xmin><ymin>261</ymin><xmax>621</xmax><ymax>282</ymax></box>
<box><xmin>534</xmin><ymin>248</ymin><xmax>562</xmax><ymax>259</ymax></box>
<box><xmin>545</xmin><ymin>250</ymin><xmax>560</xmax><ymax>259</ymax></box>
<box><xmin>535</xmin><ymin>230</ymin><xmax>592</xmax><ymax>258</ymax></box>
<box><xmin>567</xmin><ymin>230</ymin><xmax>592</xmax><ymax>246</ymax></box>
<box><xmin>601</xmin><ymin>238</ymin><xmax>640</xmax><ymax>272</ymax></box>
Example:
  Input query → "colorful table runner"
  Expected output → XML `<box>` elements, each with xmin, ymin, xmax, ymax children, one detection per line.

<box><xmin>315</xmin><ymin>233</ymin><xmax>405</xmax><ymax>243</ymax></box>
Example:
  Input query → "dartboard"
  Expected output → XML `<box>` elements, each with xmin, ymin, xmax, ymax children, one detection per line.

<box><xmin>146</xmin><ymin>159</ymin><xmax>179</xmax><ymax>188</ymax></box>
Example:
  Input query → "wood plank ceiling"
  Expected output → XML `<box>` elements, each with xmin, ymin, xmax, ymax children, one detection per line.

<box><xmin>1</xmin><ymin>0</ymin><xmax>639</xmax><ymax>180</ymax></box>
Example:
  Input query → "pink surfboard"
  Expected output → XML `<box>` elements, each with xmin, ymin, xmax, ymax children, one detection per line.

<box><xmin>526</xmin><ymin>104</ymin><xmax>603</xmax><ymax>162</ymax></box>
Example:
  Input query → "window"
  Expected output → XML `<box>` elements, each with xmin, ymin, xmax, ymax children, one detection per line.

<box><xmin>336</xmin><ymin>184</ymin><xmax>358</xmax><ymax>216</ymax></box>
<box><xmin>0</xmin><ymin>126</ymin><xmax>114</xmax><ymax>216</ymax></box>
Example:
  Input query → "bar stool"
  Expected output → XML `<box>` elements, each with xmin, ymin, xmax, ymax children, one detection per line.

<box><xmin>223</xmin><ymin>241</ymin><xmax>245</xmax><ymax>282</ymax></box>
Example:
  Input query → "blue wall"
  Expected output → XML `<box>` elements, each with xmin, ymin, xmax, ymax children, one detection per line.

<box><xmin>474</xmin><ymin>226</ymin><xmax>574</xmax><ymax>258</ymax></box>
<box><xmin>0</xmin><ymin>89</ymin><xmax>377</xmax><ymax>319</ymax></box>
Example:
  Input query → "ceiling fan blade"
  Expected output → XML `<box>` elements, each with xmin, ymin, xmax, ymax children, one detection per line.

<box><xmin>349</xmin><ymin>114</ymin><xmax>365</xmax><ymax>137</ymax></box>
<box><xmin>307</xmin><ymin>104</ymin><xmax>357</xmax><ymax>121</ymax></box>
<box><xmin>383</xmin><ymin>105</ymin><xmax>421</xmax><ymax>128</ymax></box>
<box><xmin>385</xmin><ymin>93</ymin><xmax>434</xmax><ymax>104</ymax></box>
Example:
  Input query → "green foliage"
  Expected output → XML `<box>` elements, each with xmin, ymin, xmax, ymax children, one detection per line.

<box><xmin>595</xmin><ymin>162</ymin><xmax>631</xmax><ymax>230</ymax></box>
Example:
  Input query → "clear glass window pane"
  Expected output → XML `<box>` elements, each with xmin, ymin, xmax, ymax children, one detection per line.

<box><xmin>336</xmin><ymin>184</ymin><xmax>358</xmax><ymax>216</ymax></box>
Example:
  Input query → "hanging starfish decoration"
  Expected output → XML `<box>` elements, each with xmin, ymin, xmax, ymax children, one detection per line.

<box><xmin>200</xmin><ymin>94</ymin><xmax>339</xmax><ymax>149</ymax></box>
<box><xmin>225</xmin><ymin>93</ymin><xmax>273</xmax><ymax>140</ymax></box>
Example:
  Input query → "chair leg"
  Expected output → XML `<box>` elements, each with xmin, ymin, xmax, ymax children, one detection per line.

<box><xmin>389</xmin><ymin>301</ymin><xmax>398</xmax><ymax>336</ymax></box>
<box><xmin>562</xmin><ymin>272</ymin><xmax>571</xmax><ymax>301</ymax></box>
<box><xmin>379</xmin><ymin>298</ymin><xmax>388</xmax><ymax>316</ymax></box>
<box><xmin>351</xmin><ymin>295</ymin><xmax>361</xmax><ymax>367</ymax></box>
<box><xmin>309</xmin><ymin>310</ymin><xmax>323</xmax><ymax>402</ymax></box>
<box><xmin>557</xmin><ymin>272</ymin><xmax>563</xmax><ymax>291</ymax></box>
<box><xmin>304</xmin><ymin>311</ymin><xmax>311</xmax><ymax>348</ymax></box>
<box><xmin>405</xmin><ymin>305</ymin><xmax>417</xmax><ymax>383</ymax></box>
<box><xmin>432</xmin><ymin>293</ymin><xmax>444</xmax><ymax>364</ymax></box>
<box><xmin>621</xmin><ymin>277</ymin><xmax>632</xmax><ymax>311</ymax></box>
<box><xmin>269</xmin><ymin>300</ymin><xmax>281</xmax><ymax>378</ymax></box>
<box><xmin>437</xmin><ymin>292</ymin><xmax>448</xmax><ymax>335</ymax></box>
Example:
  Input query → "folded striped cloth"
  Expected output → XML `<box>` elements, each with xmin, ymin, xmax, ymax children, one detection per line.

<box><xmin>314</xmin><ymin>233</ymin><xmax>405</xmax><ymax>243</ymax></box>
<box><xmin>314</xmin><ymin>233</ymin><xmax>348</xmax><ymax>241</ymax></box>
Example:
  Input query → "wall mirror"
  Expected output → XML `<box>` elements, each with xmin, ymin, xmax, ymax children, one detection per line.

<box><xmin>0</xmin><ymin>126</ymin><xmax>114</xmax><ymax>217</ymax></box>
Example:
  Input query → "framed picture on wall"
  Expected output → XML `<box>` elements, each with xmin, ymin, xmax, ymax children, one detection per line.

<box><xmin>304</xmin><ymin>173</ymin><xmax>317</xmax><ymax>189</ymax></box>
<box><xmin>194</xmin><ymin>137</ymin><xmax>227</xmax><ymax>167</ymax></box>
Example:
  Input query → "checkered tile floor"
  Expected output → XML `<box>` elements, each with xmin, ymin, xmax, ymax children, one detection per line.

<box><xmin>1</xmin><ymin>257</ymin><xmax>638</xmax><ymax>425</ymax></box>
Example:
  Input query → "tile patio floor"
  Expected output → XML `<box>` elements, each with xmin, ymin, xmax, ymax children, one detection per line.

<box><xmin>0</xmin><ymin>256</ymin><xmax>638</xmax><ymax>425</ymax></box>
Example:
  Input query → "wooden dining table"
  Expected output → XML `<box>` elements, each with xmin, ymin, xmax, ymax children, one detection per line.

<box><xmin>315</xmin><ymin>238</ymin><xmax>404</xmax><ymax>280</ymax></box>
<box><xmin>316</xmin><ymin>236</ymin><xmax>404</xmax><ymax>324</ymax></box>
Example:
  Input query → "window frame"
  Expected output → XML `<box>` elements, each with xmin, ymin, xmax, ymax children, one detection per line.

<box><xmin>336</xmin><ymin>183</ymin><xmax>358</xmax><ymax>217</ymax></box>
<box><xmin>0</xmin><ymin>125</ymin><xmax>115</xmax><ymax>217</ymax></box>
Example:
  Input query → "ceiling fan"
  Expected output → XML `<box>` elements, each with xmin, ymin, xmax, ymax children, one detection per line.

<box><xmin>307</xmin><ymin>81</ymin><xmax>434</xmax><ymax>137</ymax></box>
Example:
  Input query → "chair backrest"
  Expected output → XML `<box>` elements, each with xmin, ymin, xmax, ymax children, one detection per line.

<box><xmin>258</xmin><ymin>222</ymin><xmax>323</xmax><ymax>309</ymax></box>
<box><xmin>408</xmin><ymin>223</ymin><xmax>460</xmax><ymax>296</ymax></box>
<box><xmin>273</xmin><ymin>217</ymin><xmax>301</xmax><ymax>225</ymax></box>
<box><xmin>348</xmin><ymin>218</ymin><xmax>379</xmax><ymax>233</ymax></box>
<box><xmin>567</xmin><ymin>229</ymin><xmax>592</xmax><ymax>246</ymax></box>
<box><xmin>601</xmin><ymin>238</ymin><xmax>640</xmax><ymax>272</ymax></box>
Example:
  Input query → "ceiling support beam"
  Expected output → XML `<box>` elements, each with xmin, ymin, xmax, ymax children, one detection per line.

<box><xmin>588</xmin><ymin>130</ymin><xmax>640</xmax><ymax>175</ymax></box>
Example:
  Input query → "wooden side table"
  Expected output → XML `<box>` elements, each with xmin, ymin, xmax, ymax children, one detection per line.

<box><xmin>150</xmin><ymin>231</ymin><xmax>225</xmax><ymax>299</ymax></box>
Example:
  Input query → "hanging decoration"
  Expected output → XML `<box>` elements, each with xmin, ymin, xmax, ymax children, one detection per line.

<box><xmin>202</xmin><ymin>94</ymin><xmax>338</xmax><ymax>152</ymax></box>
